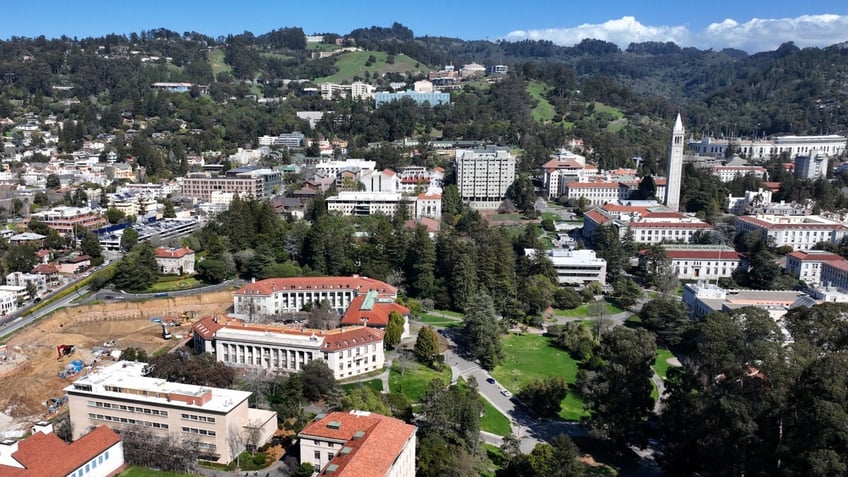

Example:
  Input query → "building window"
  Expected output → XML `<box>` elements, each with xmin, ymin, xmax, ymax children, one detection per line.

<box><xmin>314</xmin><ymin>450</ymin><xmax>321</xmax><ymax>460</ymax></box>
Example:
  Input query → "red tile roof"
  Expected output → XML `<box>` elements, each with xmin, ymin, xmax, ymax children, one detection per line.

<box><xmin>300</xmin><ymin>411</ymin><xmax>416</xmax><ymax>477</ymax></box>
<box><xmin>823</xmin><ymin>260</ymin><xmax>848</xmax><ymax>273</ymax></box>
<box><xmin>417</xmin><ymin>193</ymin><xmax>441</xmax><ymax>200</ymax></box>
<box><xmin>736</xmin><ymin>216</ymin><xmax>848</xmax><ymax>231</ymax></box>
<box><xmin>154</xmin><ymin>247</ymin><xmax>194</xmax><ymax>259</ymax></box>
<box><xmin>192</xmin><ymin>315</ymin><xmax>225</xmax><ymax>340</ymax></box>
<box><xmin>566</xmin><ymin>181</ymin><xmax>622</xmax><ymax>189</ymax></box>
<box><xmin>339</xmin><ymin>295</ymin><xmax>410</xmax><ymax>327</ymax></box>
<box><xmin>583</xmin><ymin>209</ymin><xmax>609</xmax><ymax>224</ymax></box>
<box><xmin>628</xmin><ymin>221</ymin><xmax>713</xmax><ymax>229</ymax></box>
<box><xmin>235</xmin><ymin>276</ymin><xmax>398</xmax><ymax>297</ymax></box>
<box><xmin>665</xmin><ymin>250</ymin><xmax>744</xmax><ymax>260</ymax></box>
<box><xmin>654</xmin><ymin>177</ymin><xmax>668</xmax><ymax>185</ymax></box>
<box><xmin>404</xmin><ymin>217</ymin><xmax>440</xmax><ymax>233</ymax></box>
<box><xmin>32</xmin><ymin>264</ymin><xmax>59</xmax><ymax>274</ymax></box>
<box><xmin>196</xmin><ymin>317</ymin><xmax>384</xmax><ymax>352</ymax></box>
<box><xmin>0</xmin><ymin>426</ymin><xmax>121</xmax><ymax>477</ymax></box>
<box><xmin>786</xmin><ymin>251</ymin><xmax>845</xmax><ymax>262</ymax></box>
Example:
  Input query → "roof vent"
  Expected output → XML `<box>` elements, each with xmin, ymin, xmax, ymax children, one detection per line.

<box><xmin>315</xmin><ymin>413</ymin><xmax>327</xmax><ymax>420</ymax></box>
<box><xmin>325</xmin><ymin>464</ymin><xmax>339</xmax><ymax>474</ymax></box>
<box><xmin>327</xmin><ymin>420</ymin><xmax>342</xmax><ymax>430</ymax></box>
<box><xmin>340</xmin><ymin>446</ymin><xmax>353</xmax><ymax>455</ymax></box>
<box><xmin>352</xmin><ymin>431</ymin><xmax>365</xmax><ymax>440</ymax></box>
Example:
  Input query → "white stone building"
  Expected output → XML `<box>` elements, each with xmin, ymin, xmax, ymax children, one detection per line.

<box><xmin>526</xmin><ymin>249</ymin><xmax>607</xmax><ymax>286</ymax></box>
<box><xmin>734</xmin><ymin>214</ymin><xmax>848</xmax><ymax>250</ymax></box>
<box><xmin>660</xmin><ymin>245</ymin><xmax>747</xmax><ymax>281</ymax></box>
<box><xmin>785</xmin><ymin>250</ymin><xmax>847</xmax><ymax>287</ymax></box>
<box><xmin>455</xmin><ymin>146</ymin><xmax>516</xmax><ymax>209</ymax></box>
<box><xmin>154</xmin><ymin>247</ymin><xmax>195</xmax><ymax>275</ymax></box>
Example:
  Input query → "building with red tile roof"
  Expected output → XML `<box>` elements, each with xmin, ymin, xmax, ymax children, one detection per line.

<box><xmin>650</xmin><ymin>245</ymin><xmax>748</xmax><ymax>281</ymax></box>
<box><xmin>340</xmin><ymin>292</ymin><xmax>410</xmax><ymax>337</ymax></box>
<box><xmin>192</xmin><ymin>316</ymin><xmax>385</xmax><ymax>380</ymax></box>
<box><xmin>154</xmin><ymin>247</ymin><xmax>195</xmax><ymax>275</ymax></box>
<box><xmin>735</xmin><ymin>214</ymin><xmax>848</xmax><ymax>249</ymax></box>
<box><xmin>785</xmin><ymin>250</ymin><xmax>848</xmax><ymax>286</ymax></box>
<box><xmin>0</xmin><ymin>423</ymin><xmax>124</xmax><ymax>477</ymax></box>
<box><xmin>582</xmin><ymin>202</ymin><xmax>714</xmax><ymax>245</ymax></box>
<box><xmin>233</xmin><ymin>276</ymin><xmax>397</xmax><ymax>318</ymax></box>
<box><xmin>299</xmin><ymin>411</ymin><xmax>416</xmax><ymax>477</ymax></box>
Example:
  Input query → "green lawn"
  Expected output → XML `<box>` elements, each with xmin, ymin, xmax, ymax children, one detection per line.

<box><xmin>389</xmin><ymin>361</ymin><xmax>450</xmax><ymax>403</ymax></box>
<box><xmin>541</xmin><ymin>212</ymin><xmax>562</xmax><ymax>222</ymax></box>
<box><xmin>146</xmin><ymin>277</ymin><xmax>204</xmax><ymax>293</ymax></box>
<box><xmin>554</xmin><ymin>301</ymin><xmax>625</xmax><ymax>318</ymax></box>
<box><xmin>418</xmin><ymin>314</ymin><xmax>463</xmax><ymax>328</ymax></box>
<box><xmin>480</xmin><ymin>399</ymin><xmax>512</xmax><ymax>436</ymax></box>
<box><xmin>653</xmin><ymin>348</ymin><xmax>676</xmax><ymax>379</ymax></box>
<box><xmin>118</xmin><ymin>467</ymin><xmax>196</xmax><ymax>477</ymax></box>
<box><xmin>315</xmin><ymin>50</ymin><xmax>427</xmax><ymax>83</ymax></box>
<box><xmin>592</xmin><ymin>102</ymin><xmax>624</xmax><ymax>119</ymax></box>
<box><xmin>342</xmin><ymin>378</ymin><xmax>384</xmax><ymax>394</ymax></box>
<box><xmin>490</xmin><ymin>213</ymin><xmax>523</xmax><ymax>221</ymax></box>
<box><xmin>483</xmin><ymin>444</ymin><xmax>508</xmax><ymax>477</ymax></box>
<box><xmin>207</xmin><ymin>49</ymin><xmax>231</xmax><ymax>76</ymax></box>
<box><xmin>492</xmin><ymin>334</ymin><xmax>585</xmax><ymax>421</ymax></box>
<box><xmin>527</xmin><ymin>81</ymin><xmax>555</xmax><ymax>123</ymax></box>
<box><xmin>433</xmin><ymin>309</ymin><xmax>463</xmax><ymax>318</ymax></box>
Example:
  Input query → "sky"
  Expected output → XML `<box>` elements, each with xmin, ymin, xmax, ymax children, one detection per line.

<box><xmin>4</xmin><ymin>0</ymin><xmax>848</xmax><ymax>53</ymax></box>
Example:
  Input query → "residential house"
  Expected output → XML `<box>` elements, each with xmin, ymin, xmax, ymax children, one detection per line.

<box><xmin>154</xmin><ymin>247</ymin><xmax>195</xmax><ymax>275</ymax></box>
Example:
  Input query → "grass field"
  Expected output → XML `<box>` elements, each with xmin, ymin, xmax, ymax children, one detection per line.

<box><xmin>592</xmin><ymin>102</ymin><xmax>624</xmax><ymax>119</ymax></box>
<box><xmin>315</xmin><ymin>50</ymin><xmax>427</xmax><ymax>83</ymax></box>
<box><xmin>480</xmin><ymin>398</ymin><xmax>512</xmax><ymax>436</ymax></box>
<box><xmin>118</xmin><ymin>467</ymin><xmax>196</xmax><ymax>477</ymax></box>
<box><xmin>541</xmin><ymin>212</ymin><xmax>562</xmax><ymax>222</ymax></box>
<box><xmin>527</xmin><ymin>82</ymin><xmax>555</xmax><ymax>123</ymax></box>
<box><xmin>207</xmin><ymin>49</ymin><xmax>231</xmax><ymax>76</ymax></box>
<box><xmin>492</xmin><ymin>334</ymin><xmax>586</xmax><ymax>421</ymax></box>
<box><xmin>433</xmin><ymin>309</ymin><xmax>463</xmax><ymax>318</ymax></box>
<box><xmin>389</xmin><ymin>361</ymin><xmax>450</xmax><ymax>403</ymax></box>
<box><xmin>419</xmin><ymin>314</ymin><xmax>462</xmax><ymax>328</ymax></box>
<box><xmin>146</xmin><ymin>277</ymin><xmax>204</xmax><ymax>293</ymax></box>
<box><xmin>653</xmin><ymin>348</ymin><xmax>676</xmax><ymax>379</ymax></box>
<box><xmin>554</xmin><ymin>301</ymin><xmax>625</xmax><ymax>318</ymax></box>
<box><xmin>342</xmin><ymin>378</ymin><xmax>384</xmax><ymax>394</ymax></box>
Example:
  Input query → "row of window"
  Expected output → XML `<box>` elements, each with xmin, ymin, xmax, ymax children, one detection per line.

<box><xmin>88</xmin><ymin>400</ymin><xmax>168</xmax><ymax>417</ymax></box>
<box><xmin>89</xmin><ymin>413</ymin><xmax>169</xmax><ymax>429</ymax></box>
<box><xmin>181</xmin><ymin>413</ymin><xmax>215</xmax><ymax>423</ymax></box>
<box><xmin>182</xmin><ymin>426</ymin><xmax>216</xmax><ymax>436</ymax></box>
<box><xmin>70</xmin><ymin>450</ymin><xmax>111</xmax><ymax>477</ymax></box>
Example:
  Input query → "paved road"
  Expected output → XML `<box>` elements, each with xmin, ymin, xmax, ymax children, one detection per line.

<box><xmin>90</xmin><ymin>278</ymin><xmax>245</xmax><ymax>303</ymax></box>
<box><xmin>0</xmin><ymin>284</ymin><xmax>91</xmax><ymax>337</ymax></box>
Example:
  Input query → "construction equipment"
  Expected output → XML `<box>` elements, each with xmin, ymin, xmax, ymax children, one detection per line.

<box><xmin>179</xmin><ymin>310</ymin><xmax>197</xmax><ymax>325</ymax></box>
<box><xmin>161</xmin><ymin>323</ymin><xmax>172</xmax><ymax>340</ymax></box>
<box><xmin>56</xmin><ymin>344</ymin><xmax>76</xmax><ymax>360</ymax></box>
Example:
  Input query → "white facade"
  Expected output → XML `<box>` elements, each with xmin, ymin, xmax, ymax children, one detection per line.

<box><xmin>728</xmin><ymin>188</ymin><xmax>773</xmax><ymax>215</ymax></box>
<box><xmin>711</xmin><ymin>165</ymin><xmax>767</xmax><ymax>182</ymax></box>
<box><xmin>315</xmin><ymin>159</ymin><xmax>376</xmax><ymax>177</ymax></box>
<box><xmin>785</xmin><ymin>251</ymin><xmax>846</xmax><ymax>287</ymax></box>
<box><xmin>795</xmin><ymin>154</ymin><xmax>829</xmax><ymax>180</ymax></box>
<box><xmin>683</xmin><ymin>282</ymin><xmax>815</xmax><ymax>320</ymax></box>
<box><xmin>65</xmin><ymin>361</ymin><xmax>277</xmax><ymax>464</ymax></box>
<box><xmin>665</xmin><ymin>114</ymin><xmax>685</xmax><ymax>211</ymax></box>
<box><xmin>327</xmin><ymin>191</ymin><xmax>414</xmax><ymax>217</ymax></box>
<box><xmin>415</xmin><ymin>193</ymin><xmax>442</xmax><ymax>219</ymax></box>
<box><xmin>527</xmin><ymin>249</ymin><xmax>607</xmax><ymax>285</ymax></box>
<box><xmin>360</xmin><ymin>169</ymin><xmax>402</xmax><ymax>193</ymax></box>
<box><xmin>455</xmin><ymin>146</ymin><xmax>516</xmax><ymax>209</ymax></box>
<box><xmin>735</xmin><ymin>214</ymin><xmax>848</xmax><ymax>249</ymax></box>
<box><xmin>5</xmin><ymin>272</ymin><xmax>47</xmax><ymax>295</ymax></box>
<box><xmin>820</xmin><ymin>260</ymin><xmax>848</xmax><ymax>290</ymax></box>
<box><xmin>320</xmin><ymin>82</ymin><xmax>376</xmax><ymax>100</ymax></box>
<box><xmin>662</xmin><ymin>247</ymin><xmax>747</xmax><ymax>281</ymax></box>
<box><xmin>563</xmin><ymin>181</ymin><xmax>628</xmax><ymax>206</ymax></box>
<box><xmin>689</xmin><ymin>134</ymin><xmax>847</xmax><ymax>160</ymax></box>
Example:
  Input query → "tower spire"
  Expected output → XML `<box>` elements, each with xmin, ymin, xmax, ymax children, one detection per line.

<box><xmin>665</xmin><ymin>114</ymin><xmax>685</xmax><ymax>211</ymax></box>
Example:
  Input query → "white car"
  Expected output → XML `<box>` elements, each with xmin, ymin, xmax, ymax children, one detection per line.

<box><xmin>500</xmin><ymin>389</ymin><xmax>512</xmax><ymax>397</ymax></box>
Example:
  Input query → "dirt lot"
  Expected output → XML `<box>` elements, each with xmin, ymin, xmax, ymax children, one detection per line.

<box><xmin>0</xmin><ymin>291</ymin><xmax>234</xmax><ymax>435</ymax></box>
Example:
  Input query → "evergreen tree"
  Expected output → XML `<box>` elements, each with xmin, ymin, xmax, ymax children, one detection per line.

<box><xmin>462</xmin><ymin>293</ymin><xmax>503</xmax><ymax>370</ymax></box>
<box><xmin>414</xmin><ymin>326</ymin><xmax>440</xmax><ymax>366</ymax></box>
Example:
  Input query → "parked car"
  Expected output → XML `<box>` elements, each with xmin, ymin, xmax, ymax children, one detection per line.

<box><xmin>500</xmin><ymin>388</ymin><xmax>512</xmax><ymax>397</ymax></box>
<box><xmin>486</xmin><ymin>377</ymin><xmax>496</xmax><ymax>384</ymax></box>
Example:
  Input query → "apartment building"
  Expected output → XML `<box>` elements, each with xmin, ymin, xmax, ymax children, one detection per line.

<box><xmin>180</xmin><ymin>168</ymin><xmax>281</xmax><ymax>202</ymax></box>
<box><xmin>734</xmin><ymin>214</ymin><xmax>848</xmax><ymax>250</ymax></box>
<box><xmin>65</xmin><ymin>361</ymin><xmax>277</xmax><ymax>464</ymax></box>
<box><xmin>298</xmin><ymin>411</ymin><xmax>416</xmax><ymax>477</ymax></box>
<box><xmin>28</xmin><ymin>207</ymin><xmax>105</xmax><ymax>235</ymax></box>
<box><xmin>375</xmin><ymin>90</ymin><xmax>450</xmax><ymax>107</ymax></box>
<box><xmin>233</xmin><ymin>276</ymin><xmax>397</xmax><ymax>318</ymax></box>
<box><xmin>192</xmin><ymin>317</ymin><xmax>385</xmax><ymax>380</ymax></box>
<box><xmin>455</xmin><ymin>146</ymin><xmax>516</xmax><ymax>210</ymax></box>
<box><xmin>5</xmin><ymin>272</ymin><xmax>47</xmax><ymax>295</ymax></box>
<box><xmin>795</xmin><ymin>154</ymin><xmax>829</xmax><ymax>180</ymax></box>
<box><xmin>320</xmin><ymin>82</ymin><xmax>376</xmax><ymax>101</ymax></box>
<box><xmin>258</xmin><ymin>132</ymin><xmax>305</xmax><ymax>148</ymax></box>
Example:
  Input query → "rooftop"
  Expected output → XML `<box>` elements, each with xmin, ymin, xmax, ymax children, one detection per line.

<box><xmin>234</xmin><ymin>276</ymin><xmax>397</xmax><ymax>297</ymax></box>
<box><xmin>0</xmin><ymin>426</ymin><xmax>121</xmax><ymax>477</ymax></box>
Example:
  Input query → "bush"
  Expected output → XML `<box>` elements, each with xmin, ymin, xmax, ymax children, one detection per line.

<box><xmin>252</xmin><ymin>453</ymin><xmax>267</xmax><ymax>466</ymax></box>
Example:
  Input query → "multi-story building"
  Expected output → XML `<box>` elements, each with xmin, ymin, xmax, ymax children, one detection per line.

<box><xmin>683</xmin><ymin>282</ymin><xmax>816</xmax><ymax>320</ymax></box>
<box><xmin>313</xmin><ymin>159</ymin><xmax>377</xmax><ymax>177</ymax></box>
<box><xmin>326</xmin><ymin>191</ymin><xmax>415</xmax><ymax>217</ymax></box>
<box><xmin>688</xmin><ymin>134</ymin><xmax>847</xmax><ymax>160</ymax></box>
<box><xmin>340</xmin><ymin>291</ymin><xmax>411</xmax><ymax>338</ymax></box>
<box><xmin>582</xmin><ymin>202</ymin><xmax>713</xmax><ymax>245</ymax></box>
<box><xmin>526</xmin><ymin>249</ymin><xmax>607</xmax><ymax>285</ymax></box>
<box><xmin>28</xmin><ymin>207</ymin><xmax>105</xmax><ymax>235</ymax></box>
<box><xmin>375</xmin><ymin>90</ymin><xmax>450</xmax><ymax>107</ymax></box>
<box><xmin>563</xmin><ymin>181</ymin><xmax>630</xmax><ymax>206</ymax></box>
<box><xmin>0</xmin><ymin>423</ymin><xmax>124</xmax><ymax>477</ymax></box>
<box><xmin>154</xmin><ymin>247</ymin><xmax>195</xmax><ymax>275</ymax></box>
<box><xmin>735</xmin><ymin>214</ymin><xmax>848</xmax><ymax>250</ymax></box>
<box><xmin>819</xmin><ymin>259</ymin><xmax>848</xmax><ymax>290</ymax></box>
<box><xmin>98</xmin><ymin>218</ymin><xmax>199</xmax><ymax>251</ymax></box>
<box><xmin>192</xmin><ymin>317</ymin><xmax>385</xmax><ymax>380</ymax></box>
<box><xmin>710</xmin><ymin>165</ymin><xmax>768</xmax><ymax>182</ymax></box>
<box><xmin>415</xmin><ymin>193</ymin><xmax>442</xmax><ymax>219</ymax></box>
<box><xmin>298</xmin><ymin>411</ymin><xmax>416</xmax><ymax>477</ymax></box>
<box><xmin>658</xmin><ymin>245</ymin><xmax>747</xmax><ymax>281</ymax></box>
<box><xmin>65</xmin><ymin>361</ymin><xmax>277</xmax><ymax>464</ymax></box>
<box><xmin>359</xmin><ymin>169</ymin><xmax>401</xmax><ymax>193</ymax></box>
<box><xmin>785</xmin><ymin>250</ymin><xmax>847</xmax><ymax>287</ymax></box>
<box><xmin>795</xmin><ymin>154</ymin><xmax>829</xmax><ymax>180</ymax></box>
<box><xmin>5</xmin><ymin>272</ymin><xmax>47</xmax><ymax>295</ymax></box>
<box><xmin>258</xmin><ymin>132</ymin><xmax>305</xmax><ymax>148</ymax></box>
<box><xmin>727</xmin><ymin>188</ymin><xmax>773</xmax><ymax>215</ymax></box>
<box><xmin>180</xmin><ymin>168</ymin><xmax>281</xmax><ymax>202</ymax></box>
<box><xmin>455</xmin><ymin>146</ymin><xmax>516</xmax><ymax>209</ymax></box>
<box><xmin>541</xmin><ymin>150</ymin><xmax>598</xmax><ymax>199</ymax></box>
<box><xmin>320</xmin><ymin>82</ymin><xmax>376</xmax><ymax>101</ymax></box>
<box><xmin>233</xmin><ymin>276</ymin><xmax>397</xmax><ymax>318</ymax></box>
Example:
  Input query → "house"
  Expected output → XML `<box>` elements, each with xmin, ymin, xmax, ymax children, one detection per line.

<box><xmin>65</xmin><ymin>361</ymin><xmax>277</xmax><ymax>464</ymax></box>
<box><xmin>298</xmin><ymin>411</ymin><xmax>416</xmax><ymax>476</ymax></box>
<box><xmin>340</xmin><ymin>291</ymin><xmax>410</xmax><ymax>338</ymax></box>
<box><xmin>5</xmin><ymin>272</ymin><xmax>47</xmax><ymax>295</ymax></box>
<box><xmin>55</xmin><ymin>255</ymin><xmax>91</xmax><ymax>274</ymax></box>
<box><xmin>154</xmin><ymin>247</ymin><xmax>195</xmax><ymax>275</ymax></box>
<box><xmin>192</xmin><ymin>317</ymin><xmax>385</xmax><ymax>380</ymax></box>
<box><xmin>0</xmin><ymin>423</ymin><xmax>124</xmax><ymax>477</ymax></box>
<box><xmin>9</xmin><ymin>233</ymin><xmax>46</xmax><ymax>247</ymax></box>
<box><xmin>32</xmin><ymin>263</ymin><xmax>61</xmax><ymax>287</ymax></box>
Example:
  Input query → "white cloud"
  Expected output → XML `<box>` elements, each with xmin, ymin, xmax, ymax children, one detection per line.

<box><xmin>504</xmin><ymin>14</ymin><xmax>848</xmax><ymax>52</ymax></box>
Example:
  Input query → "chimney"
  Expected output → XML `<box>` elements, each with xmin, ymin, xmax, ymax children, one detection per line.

<box><xmin>32</xmin><ymin>421</ymin><xmax>53</xmax><ymax>435</ymax></box>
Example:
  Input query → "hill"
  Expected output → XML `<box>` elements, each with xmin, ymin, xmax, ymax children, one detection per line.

<box><xmin>315</xmin><ymin>50</ymin><xmax>428</xmax><ymax>83</ymax></box>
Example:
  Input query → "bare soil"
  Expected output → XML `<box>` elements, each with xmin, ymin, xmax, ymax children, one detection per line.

<box><xmin>0</xmin><ymin>291</ymin><xmax>234</xmax><ymax>434</ymax></box>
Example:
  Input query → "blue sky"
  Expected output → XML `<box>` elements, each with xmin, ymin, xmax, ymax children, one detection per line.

<box><xmin>4</xmin><ymin>0</ymin><xmax>848</xmax><ymax>52</ymax></box>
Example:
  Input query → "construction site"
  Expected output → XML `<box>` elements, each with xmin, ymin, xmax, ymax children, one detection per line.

<box><xmin>0</xmin><ymin>290</ymin><xmax>234</xmax><ymax>437</ymax></box>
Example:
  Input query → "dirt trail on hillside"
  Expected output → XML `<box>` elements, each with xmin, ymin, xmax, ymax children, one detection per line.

<box><xmin>0</xmin><ymin>291</ymin><xmax>233</xmax><ymax>433</ymax></box>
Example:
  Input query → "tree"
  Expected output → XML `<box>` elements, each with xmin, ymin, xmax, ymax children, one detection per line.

<box><xmin>384</xmin><ymin>310</ymin><xmax>405</xmax><ymax>349</ymax></box>
<box><xmin>24</xmin><ymin>280</ymin><xmax>38</xmax><ymax>300</ymax></box>
<box><xmin>340</xmin><ymin>384</ymin><xmax>391</xmax><ymax>415</ymax></box>
<box><xmin>638</xmin><ymin>298</ymin><xmax>692</xmax><ymax>347</ymax></box>
<box><xmin>45</xmin><ymin>173</ymin><xmax>61</xmax><ymax>189</ymax></box>
<box><xmin>105</xmin><ymin>208</ymin><xmax>125</xmax><ymax>224</ymax></box>
<box><xmin>554</xmin><ymin>287</ymin><xmax>582</xmax><ymax>310</ymax></box>
<box><xmin>523</xmin><ymin>274</ymin><xmax>556</xmax><ymax>315</ymax></box>
<box><xmin>611</xmin><ymin>277</ymin><xmax>642</xmax><ymax>308</ymax></box>
<box><xmin>120</xmin><ymin>227</ymin><xmax>139</xmax><ymax>252</ymax></box>
<box><xmin>306</xmin><ymin>299</ymin><xmax>338</xmax><ymax>330</ymax></box>
<box><xmin>162</xmin><ymin>199</ymin><xmax>176</xmax><ymax>218</ymax></box>
<box><xmin>112</xmin><ymin>242</ymin><xmax>158</xmax><ymax>291</ymax></box>
<box><xmin>584</xmin><ymin>326</ymin><xmax>656</xmax><ymax>449</ymax></box>
<box><xmin>517</xmin><ymin>376</ymin><xmax>569</xmax><ymax>417</ymax></box>
<box><xmin>79</xmin><ymin>231</ymin><xmax>102</xmax><ymax>259</ymax></box>
<box><xmin>506</xmin><ymin>173</ymin><xmax>537</xmax><ymax>215</ymax></box>
<box><xmin>300</xmin><ymin>359</ymin><xmax>338</xmax><ymax>403</ymax></box>
<box><xmin>505</xmin><ymin>435</ymin><xmax>585</xmax><ymax>477</ymax></box>
<box><xmin>462</xmin><ymin>293</ymin><xmax>504</xmax><ymax>370</ymax></box>
<box><xmin>592</xmin><ymin>224</ymin><xmax>625</xmax><ymax>282</ymax></box>
<box><xmin>414</xmin><ymin>326</ymin><xmax>440</xmax><ymax>366</ymax></box>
